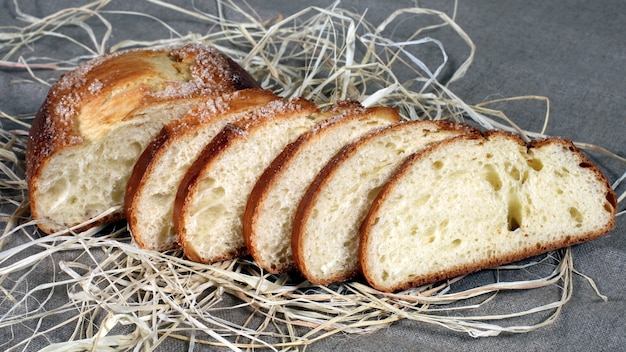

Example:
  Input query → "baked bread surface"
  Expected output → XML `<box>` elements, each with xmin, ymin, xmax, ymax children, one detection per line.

<box><xmin>292</xmin><ymin>120</ymin><xmax>479</xmax><ymax>285</ymax></box>
<box><xmin>26</xmin><ymin>44</ymin><xmax>258</xmax><ymax>234</ymax></box>
<box><xmin>360</xmin><ymin>131</ymin><xmax>617</xmax><ymax>292</ymax></box>
<box><xmin>125</xmin><ymin>89</ymin><xmax>279</xmax><ymax>251</ymax></box>
<box><xmin>243</xmin><ymin>102</ymin><xmax>400</xmax><ymax>274</ymax></box>
<box><xmin>174</xmin><ymin>98</ymin><xmax>327</xmax><ymax>264</ymax></box>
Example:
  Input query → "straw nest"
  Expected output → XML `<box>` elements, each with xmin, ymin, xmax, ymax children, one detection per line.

<box><xmin>0</xmin><ymin>1</ymin><xmax>624</xmax><ymax>350</ymax></box>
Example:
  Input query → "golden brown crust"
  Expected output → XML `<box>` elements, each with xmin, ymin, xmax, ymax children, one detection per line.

<box><xmin>291</xmin><ymin>125</ymin><xmax>399</xmax><ymax>280</ymax></box>
<box><xmin>243</xmin><ymin>102</ymin><xmax>362</xmax><ymax>271</ymax></box>
<box><xmin>181</xmin><ymin>123</ymin><xmax>254</xmax><ymax>262</ymax></box>
<box><xmin>26</xmin><ymin>44</ymin><xmax>259</xmax><ymax>234</ymax></box>
<box><xmin>175</xmin><ymin>97</ymin><xmax>319</xmax><ymax>263</ymax></box>
<box><xmin>124</xmin><ymin>89</ymin><xmax>279</xmax><ymax>249</ymax></box>
<box><xmin>243</xmin><ymin>139</ymin><xmax>300</xmax><ymax>268</ymax></box>
<box><xmin>292</xmin><ymin>120</ymin><xmax>481</xmax><ymax>284</ymax></box>
<box><xmin>359</xmin><ymin>131</ymin><xmax>617</xmax><ymax>292</ymax></box>
<box><xmin>244</xmin><ymin>101</ymin><xmax>398</xmax><ymax>274</ymax></box>
<box><xmin>173</xmin><ymin>125</ymin><xmax>235</xmax><ymax>262</ymax></box>
<box><xmin>358</xmin><ymin>134</ymin><xmax>481</xmax><ymax>291</ymax></box>
<box><xmin>124</xmin><ymin>126</ymin><xmax>173</xmax><ymax>248</ymax></box>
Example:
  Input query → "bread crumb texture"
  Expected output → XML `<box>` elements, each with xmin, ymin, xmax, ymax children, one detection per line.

<box><xmin>361</xmin><ymin>132</ymin><xmax>616</xmax><ymax>292</ymax></box>
<box><xmin>179</xmin><ymin>99</ymin><xmax>323</xmax><ymax>263</ymax></box>
<box><xmin>127</xmin><ymin>89</ymin><xmax>279</xmax><ymax>251</ymax></box>
<box><xmin>27</xmin><ymin>44</ymin><xmax>256</xmax><ymax>234</ymax></box>
<box><xmin>295</xmin><ymin>121</ymin><xmax>476</xmax><ymax>284</ymax></box>
<box><xmin>248</xmin><ymin>105</ymin><xmax>399</xmax><ymax>273</ymax></box>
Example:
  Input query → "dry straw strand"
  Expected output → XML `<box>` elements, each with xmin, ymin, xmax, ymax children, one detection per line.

<box><xmin>0</xmin><ymin>0</ymin><xmax>623</xmax><ymax>351</ymax></box>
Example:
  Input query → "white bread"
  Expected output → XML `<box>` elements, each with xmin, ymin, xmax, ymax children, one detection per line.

<box><xmin>243</xmin><ymin>102</ymin><xmax>401</xmax><ymax>274</ymax></box>
<box><xmin>26</xmin><ymin>44</ymin><xmax>258</xmax><ymax>234</ymax></box>
<box><xmin>360</xmin><ymin>131</ymin><xmax>617</xmax><ymax>292</ymax></box>
<box><xmin>174</xmin><ymin>98</ymin><xmax>329</xmax><ymax>264</ymax></box>
<box><xmin>292</xmin><ymin>120</ymin><xmax>479</xmax><ymax>285</ymax></box>
<box><xmin>125</xmin><ymin>89</ymin><xmax>280</xmax><ymax>251</ymax></box>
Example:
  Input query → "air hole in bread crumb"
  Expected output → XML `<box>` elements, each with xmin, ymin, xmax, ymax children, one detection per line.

<box><xmin>507</xmin><ymin>165</ymin><xmax>521</xmax><ymax>181</ymax></box>
<box><xmin>569</xmin><ymin>207</ymin><xmax>583</xmax><ymax>225</ymax></box>
<box><xmin>203</xmin><ymin>204</ymin><xmax>226</xmax><ymax>219</ymax></box>
<box><xmin>128</xmin><ymin>141</ymin><xmax>144</xmax><ymax>160</ymax></box>
<box><xmin>432</xmin><ymin>160</ymin><xmax>444</xmax><ymax>170</ymax></box>
<box><xmin>49</xmin><ymin>178</ymin><xmax>69</xmax><ymax>199</ymax></box>
<box><xmin>507</xmin><ymin>193</ymin><xmax>522</xmax><ymax>232</ymax></box>
<box><xmin>385</xmin><ymin>142</ymin><xmax>405</xmax><ymax>155</ymax></box>
<box><xmin>111</xmin><ymin>184</ymin><xmax>125</xmax><ymax>203</ymax></box>
<box><xmin>483</xmin><ymin>164</ymin><xmax>502</xmax><ymax>191</ymax></box>
<box><xmin>200</xmin><ymin>176</ymin><xmax>216</xmax><ymax>188</ymax></box>
<box><xmin>367</xmin><ymin>186</ymin><xmax>383</xmax><ymax>203</ymax></box>
<box><xmin>210</xmin><ymin>186</ymin><xmax>226</xmax><ymax>198</ymax></box>
<box><xmin>508</xmin><ymin>217</ymin><xmax>521</xmax><ymax>232</ymax></box>
<box><xmin>383</xmin><ymin>141</ymin><xmax>397</xmax><ymax>149</ymax></box>
<box><xmin>527</xmin><ymin>158</ymin><xmax>543</xmax><ymax>171</ymax></box>
<box><xmin>423</xmin><ymin>226</ymin><xmax>436</xmax><ymax>244</ymax></box>
<box><xmin>557</xmin><ymin>189</ymin><xmax>564</xmax><ymax>195</ymax></box>
<box><xmin>521</xmin><ymin>170</ymin><xmax>529</xmax><ymax>184</ymax></box>
<box><xmin>413</xmin><ymin>194</ymin><xmax>431</xmax><ymax>207</ymax></box>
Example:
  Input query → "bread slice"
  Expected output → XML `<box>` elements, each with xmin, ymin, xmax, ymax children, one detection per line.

<box><xmin>174</xmin><ymin>98</ymin><xmax>330</xmax><ymax>264</ymax></box>
<box><xmin>26</xmin><ymin>44</ymin><xmax>258</xmax><ymax>234</ymax></box>
<box><xmin>292</xmin><ymin>120</ymin><xmax>479</xmax><ymax>285</ymax></box>
<box><xmin>243</xmin><ymin>102</ymin><xmax>401</xmax><ymax>274</ymax></box>
<box><xmin>124</xmin><ymin>89</ymin><xmax>280</xmax><ymax>251</ymax></box>
<box><xmin>360</xmin><ymin>131</ymin><xmax>617</xmax><ymax>292</ymax></box>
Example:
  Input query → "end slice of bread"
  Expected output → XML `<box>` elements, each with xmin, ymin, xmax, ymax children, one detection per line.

<box><xmin>292</xmin><ymin>120</ymin><xmax>479</xmax><ymax>285</ymax></box>
<box><xmin>174</xmin><ymin>98</ymin><xmax>328</xmax><ymax>264</ymax></box>
<box><xmin>360</xmin><ymin>131</ymin><xmax>617</xmax><ymax>292</ymax></box>
<box><xmin>125</xmin><ymin>89</ymin><xmax>280</xmax><ymax>251</ymax></box>
<box><xmin>26</xmin><ymin>44</ymin><xmax>258</xmax><ymax>234</ymax></box>
<box><xmin>243</xmin><ymin>102</ymin><xmax>400</xmax><ymax>274</ymax></box>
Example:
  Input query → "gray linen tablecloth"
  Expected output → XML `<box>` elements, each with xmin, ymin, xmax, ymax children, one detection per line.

<box><xmin>0</xmin><ymin>0</ymin><xmax>624</xmax><ymax>351</ymax></box>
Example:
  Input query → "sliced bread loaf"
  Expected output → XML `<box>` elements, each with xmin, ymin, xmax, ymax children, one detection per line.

<box><xmin>243</xmin><ymin>102</ymin><xmax>401</xmax><ymax>274</ymax></box>
<box><xmin>26</xmin><ymin>44</ymin><xmax>258</xmax><ymax>234</ymax></box>
<box><xmin>292</xmin><ymin>120</ymin><xmax>479</xmax><ymax>285</ymax></box>
<box><xmin>174</xmin><ymin>98</ymin><xmax>329</xmax><ymax>264</ymax></box>
<box><xmin>125</xmin><ymin>89</ymin><xmax>280</xmax><ymax>251</ymax></box>
<box><xmin>360</xmin><ymin>131</ymin><xmax>617</xmax><ymax>292</ymax></box>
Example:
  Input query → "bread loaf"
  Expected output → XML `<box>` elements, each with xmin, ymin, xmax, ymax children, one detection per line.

<box><xmin>360</xmin><ymin>131</ymin><xmax>617</xmax><ymax>292</ymax></box>
<box><xmin>244</xmin><ymin>102</ymin><xmax>400</xmax><ymax>273</ymax></box>
<box><xmin>174</xmin><ymin>98</ymin><xmax>328</xmax><ymax>264</ymax></box>
<box><xmin>125</xmin><ymin>89</ymin><xmax>280</xmax><ymax>251</ymax></box>
<box><xmin>26</xmin><ymin>44</ymin><xmax>258</xmax><ymax>234</ymax></box>
<box><xmin>26</xmin><ymin>43</ymin><xmax>618</xmax><ymax>296</ymax></box>
<box><xmin>292</xmin><ymin>120</ymin><xmax>479</xmax><ymax>285</ymax></box>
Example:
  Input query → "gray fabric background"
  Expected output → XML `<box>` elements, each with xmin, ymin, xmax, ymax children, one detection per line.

<box><xmin>0</xmin><ymin>0</ymin><xmax>624</xmax><ymax>351</ymax></box>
